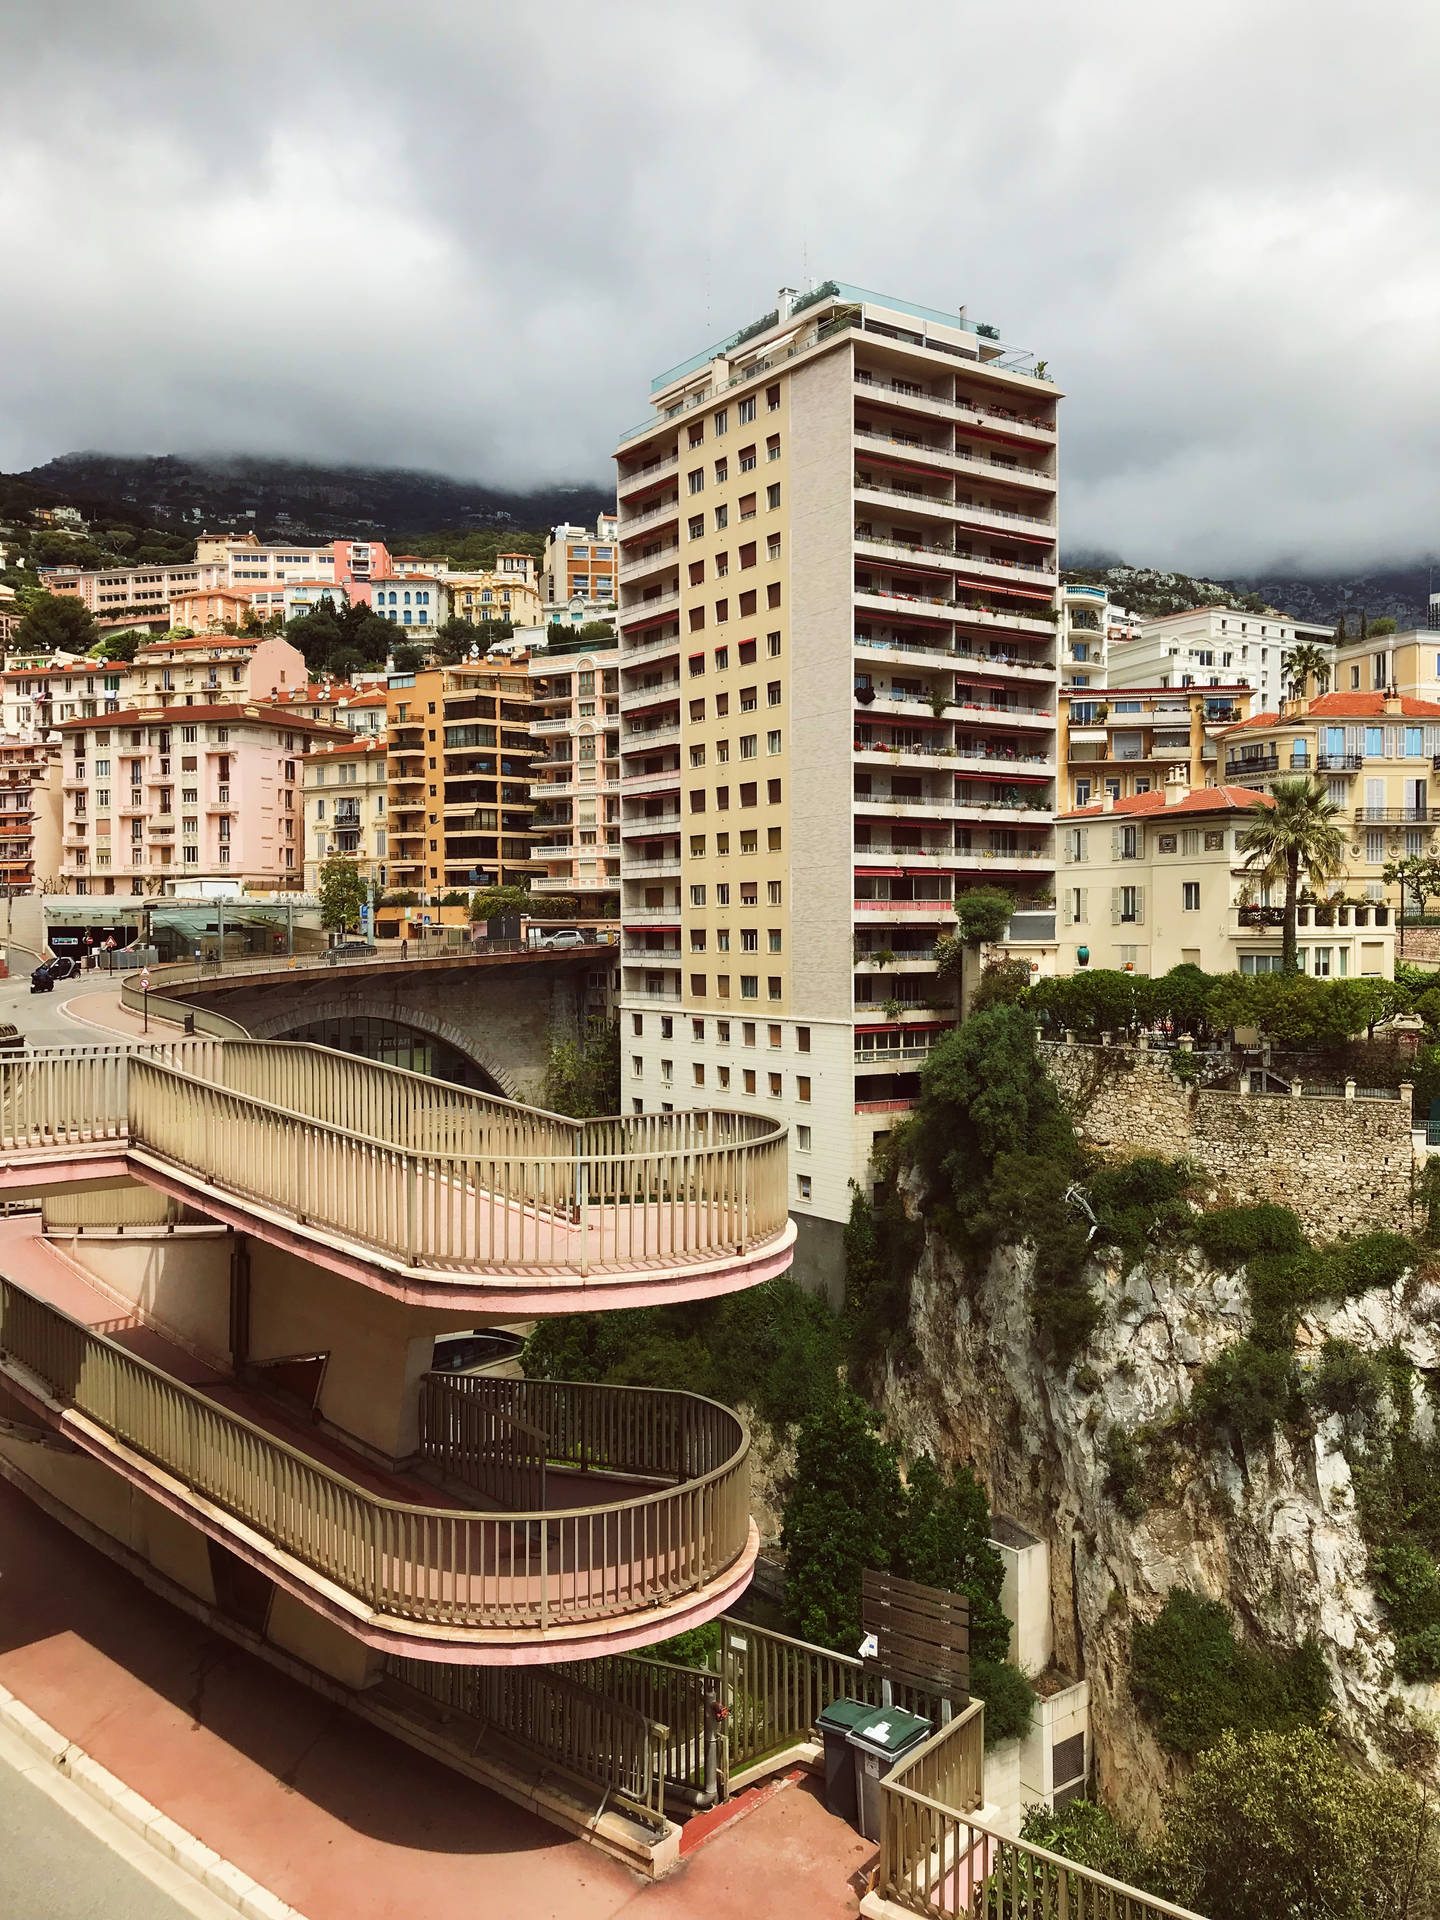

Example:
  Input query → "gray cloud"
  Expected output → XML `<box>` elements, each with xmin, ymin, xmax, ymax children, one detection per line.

<box><xmin>4</xmin><ymin>0</ymin><xmax>1439</xmax><ymax>572</ymax></box>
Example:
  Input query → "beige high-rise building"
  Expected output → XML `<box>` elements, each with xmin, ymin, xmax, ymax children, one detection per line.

<box><xmin>613</xmin><ymin>281</ymin><xmax>1060</xmax><ymax>1286</ymax></box>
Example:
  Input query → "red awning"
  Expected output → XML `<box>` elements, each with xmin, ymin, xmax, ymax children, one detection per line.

<box><xmin>953</xmin><ymin>573</ymin><xmax>1055</xmax><ymax>603</ymax></box>
<box><xmin>854</xmin><ymin>866</ymin><xmax>904</xmax><ymax>877</ymax></box>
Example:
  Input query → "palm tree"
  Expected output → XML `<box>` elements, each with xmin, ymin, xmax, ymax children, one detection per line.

<box><xmin>1283</xmin><ymin>642</ymin><xmax>1332</xmax><ymax>701</ymax></box>
<box><xmin>1238</xmin><ymin>778</ymin><xmax>1347</xmax><ymax>972</ymax></box>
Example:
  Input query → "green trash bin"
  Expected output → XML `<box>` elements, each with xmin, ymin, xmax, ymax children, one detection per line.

<box><xmin>815</xmin><ymin>1698</ymin><xmax>873</xmax><ymax>1823</ymax></box>
<box><xmin>848</xmin><ymin>1705</ymin><xmax>933</xmax><ymax>1843</ymax></box>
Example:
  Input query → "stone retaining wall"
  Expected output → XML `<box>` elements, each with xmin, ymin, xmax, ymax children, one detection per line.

<box><xmin>1041</xmin><ymin>1039</ymin><xmax>1416</xmax><ymax>1239</ymax></box>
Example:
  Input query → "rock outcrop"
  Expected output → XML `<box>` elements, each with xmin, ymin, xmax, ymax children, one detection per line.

<box><xmin>878</xmin><ymin>1190</ymin><xmax>1440</xmax><ymax>1827</ymax></box>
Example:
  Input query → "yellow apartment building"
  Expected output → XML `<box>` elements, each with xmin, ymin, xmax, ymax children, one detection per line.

<box><xmin>613</xmin><ymin>281</ymin><xmax>1059</xmax><ymax>1283</ymax></box>
<box><xmin>1058</xmin><ymin>684</ymin><xmax>1251</xmax><ymax>809</ymax></box>
<box><xmin>1332</xmin><ymin>629</ymin><xmax>1440</xmax><ymax>703</ymax></box>
<box><xmin>1221</xmin><ymin>691</ymin><xmax>1440</xmax><ymax>909</ymax></box>
<box><xmin>303</xmin><ymin>734</ymin><xmax>389</xmax><ymax>897</ymax></box>
<box><xmin>450</xmin><ymin>553</ymin><xmax>543</xmax><ymax>631</ymax></box>
<box><xmin>1056</xmin><ymin>776</ymin><xmax>1395</xmax><ymax>977</ymax></box>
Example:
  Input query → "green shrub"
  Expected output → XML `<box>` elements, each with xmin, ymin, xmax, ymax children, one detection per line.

<box><xmin>782</xmin><ymin>1389</ymin><xmax>903</xmax><ymax>1650</ymax></box>
<box><xmin>971</xmin><ymin>1656</ymin><xmax>1034</xmax><ymax>1747</ymax></box>
<box><xmin>896</xmin><ymin>1455</ymin><xmax>1008</xmax><ymax>1664</ymax></box>
<box><xmin>1102</xmin><ymin>1425</ymin><xmax>1147</xmax><ymax>1519</ymax></box>
<box><xmin>1326</xmin><ymin>1232</ymin><xmax>1412</xmax><ymax>1298</ymax></box>
<box><xmin>1020</xmin><ymin>1799</ymin><xmax>1162</xmax><ymax>1893</ymax></box>
<box><xmin>1307</xmin><ymin>1339</ymin><xmax>1385</xmax><ymax>1419</ymax></box>
<box><xmin>1131</xmin><ymin>1588</ymin><xmax>1331</xmax><ymax>1754</ymax></box>
<box><xmin>647</xmin><ymin>1623</ymin><xmax>721</xmax><ymax>1668</ymax></box>
<box><xmin>1191</xmin><ymin>1204</ymin><xmax>1306</xmax><ymax>1269</ymax></box>
<box><xmin>1189</xmin><ymin>1340</ymin><xmax>1298</xmax><ymax>1443</ymax></box>
<box><xmin>1088</xmin><ymin>1156</ymin><xmax>1195</xmax><ymax>1271</ymax></box>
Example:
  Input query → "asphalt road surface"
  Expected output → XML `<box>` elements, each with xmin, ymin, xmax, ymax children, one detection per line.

<box><xmin>0</xmin><ymin>960</ymin><xmax>135</xmax><ymax>1047</ymax></box>
<box><xmin>0</xmin><ymin>1736</ymin><xmax>219</xmax><ymax>1920</ymax></box>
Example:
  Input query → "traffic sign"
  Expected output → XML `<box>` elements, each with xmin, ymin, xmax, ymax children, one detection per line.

<box><xmin>139</xmin><ymin>968</ymin><xmax>151</xmax><ymax>991</ymax></box>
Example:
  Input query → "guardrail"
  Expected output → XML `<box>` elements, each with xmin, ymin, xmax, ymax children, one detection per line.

<box><xmin>0</xmin><ymin>1272</ymin><xmax>751</xmax><ymax>1636</ymax></box>
<box><xmin>877</xmin><ymin>1706</ymin><xmax>1204</xmax><ymax>1918</ymax></box>
<box><xmin>2</xmin><ymin>1041</ymin><xmax>790</xmax><ymax>1278</ymax></box>
<box><xmin>384</xmin><ymin>1654</ymin><xmax>670</xmax><ymax>1829</ymax></box>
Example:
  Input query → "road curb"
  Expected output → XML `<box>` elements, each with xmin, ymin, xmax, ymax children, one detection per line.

<box><xmin>0</xmin><ymin>1682</ymin><xmax>309</xmax><ymax>1920</ymax></box>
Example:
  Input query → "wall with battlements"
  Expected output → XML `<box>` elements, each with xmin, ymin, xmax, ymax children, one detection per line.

<box><xmin>1041</xmin><ymin>1038</ymin><xmax>1416</xmax><ymax>1240</ymax></box>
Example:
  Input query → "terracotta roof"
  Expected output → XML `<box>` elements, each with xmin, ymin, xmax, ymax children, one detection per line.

<box><xmin>56</xmin><ymin>703</ymin><xmax>350</xmax><ymax>735</ymax></box>
<box><xmin>1225</xmin><ymin>691</ymin><xmax>1440</xmax><ymax>731</ymax></box>
<box><xmin>1060</xmin><ymin>784</ymin><xmax>1273</xmax><ymax>821</ymax></box>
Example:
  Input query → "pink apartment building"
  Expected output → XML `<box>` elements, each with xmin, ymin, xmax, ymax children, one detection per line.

<box><xmin>128</xmin><ymin>634</ymin><xmax>306</xmax><ymax>708</ymax></box>
<box><xmin>1</xmin><ymin>657</ymin><xmax>128</xmax><ymax>733</ymax></box>
<box><xmin>57</xmin><ymin>702</ymin><xmax>350</xmax><ymax>896</ymax></box>
<box><xmin>0</xmin><ymin>736</ymin><xmax>62</xmax><ymax>894</ymax></box>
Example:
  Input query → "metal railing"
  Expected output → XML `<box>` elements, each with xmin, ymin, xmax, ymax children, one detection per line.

<box><xmin>877</xmin><ymin>1707</ymin><xmax>1205</xmax><ymax>1919</ymax></box>
<box><xmin>383</xmin><ymin>1655</ymin><xmax>669</xmax><ymax>1827</ymax></box>
<box><xmin>0</xmin><ymin>1274</ymin><xmax>751</xmax><ymax>1636</ymax></box>
<box><xmin>1</xmin><ymin>1041</ymin><xmax>790</xmax><ymax>1279</ymax></box>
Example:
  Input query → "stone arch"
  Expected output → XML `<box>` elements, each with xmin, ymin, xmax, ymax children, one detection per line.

<box><xmin>246</xmin><ymin>996</ymin><xmax>521</xmax><ymax>1100</ymax></box>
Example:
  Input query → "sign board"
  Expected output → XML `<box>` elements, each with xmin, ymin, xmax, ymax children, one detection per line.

<box><xmin>139</xmin><ymin>969</ymin><xmax>151</xmax><ymax>992</ymax></box>
<box><xmin>861</xmin><ymin>1568</ymin><xmax>970</xmax><ymax>1699</ymax></box>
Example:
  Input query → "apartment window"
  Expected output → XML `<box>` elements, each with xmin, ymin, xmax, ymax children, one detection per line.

<box><xmin>767</xmin><ymin>535</ymin><xmax>781</xmax><ymax>561</ymax></box>
<box><xmin>690</xmin><ymin>884</ymin><xmax>706</xmax><ymax>905</ymax></box>
<box><xmin>739</xmin><ymin>444</ymin><xmax>757</xmax><ymax>471</ymax></box>
<box><xmin>1313</xmin><ymin>947</ymin><xmax>1333</xmax><ymax>977</ymax></box>
<box><xmin>740</xmin><ymin>734</ymin><xmax>758</xmax><ymax>760</ymax></box>
<box><xmin>715</xmin><ymin>646</ymin><xmax>729</xmax><ymax>671</ymax></box>
<box><xmin>715</xmin><ymin>551</ymin><xmax>730</xmax><ymax>577</ymax></box>
<box><xmin>1366</xmin><ymin>829</ymin><xmax>1384</xmax><ymax>863</ymax></box>
<box><xmin>765</xmin><ymin>385</ymin><xmax>780</xmax><ymax>411</ymax></box>
<box><xmin>689</xmin><ymin>608</ymin><xmax>706</xmax><ymax>633</ymax></box>
<box><xmin>716</xmin><ymin>883</ymin><xmax>730</xmax><ymax>906</ymax></box>
<box><xmin>715</xmin><ymin>599</ymin><xmax>729</xmax><ymax>624</ymax></box>
<box><xmin>717</xmin><ymin>930</ymin><xmax>730</xmax><ymax>950</ymax></box>
<box><xmin>796</xmin><ymin>1124</ymin><xmax>812</xmax><ymax>1150</ymax></box>
<box><xmin>766</xmin><ymin>583</ymin><xmax>781</xmax><ymax>609</ymax></box>
<box><xmin>744</xmin><ymin>1069</ymin><xmax>757</xmax><ymax>1094</ymax></box>
<box><xmin>741</xmin><ymin>975</ymin><xmax>759</xmax><ymax>999</ymax></box>
<box><xmin>796</xmin><ymin>1174</ymin><xmax>812</xmax><ymax>1202</ymax></box>
<box><xmin>691</xmin><ymin>976</ymin><xmax>707</xmax><ymax>1000</ymax></box>
<box><xmin>766</xmin><ymin>484</ymin><xmax>781</xmax><ymax>510</ymax></box>
<box><xmin>769</xmin><ymin>1072</ymin><xmax>783</xmax><ymax>1096</ymax></box>
<box><xmin>631</xmin><ymin>1054</ymin><xmax>644</xmax><ymax>1077</ymax></box>
<box><xmin>767</xmin><ymin>826</ymin><xmax>782</xmax><ymax>850</ymax></box>
<box><xmin>713</xmin><ymin>408</ymin><xmax>728</xmax><ymax>435</ymax></box>
<box><xmin>717</xmin><ymin>974</ymin><xmax>731</xmax><ymax>997</ymax></box>
<box><xmin>714</xmin><ymin>459</ymin><xmax>728</xmax><ymax>485</ymax></box>
<box><xmin>688</xmin><ymin>422</ymin><xmax>705</xmax><ymax>447</ymax></box>
<box><xmin>738</xmin><ymin>397</ymin><xmax>756</xmax><ymax>424</ymax></box>
<box><xmin>714</xmin><ymin>505</ymin><xmax>728</xmax><ymax>530</ymax></box>
<box><xmin>739</xmin><ymin>590</ymin><xmax>758</xmax><ymax>617</ymax></box>
<box><xmin>768</xmin><ymin>929</ymin><xmax>782</xmax><ymax>952</ymax></box>
<box><xmin>692</xmin><ymin>1018</ymin><xmax>705</xmax><ymax>1040</ymax></box>
<box><xmin>742</xmin><ymin>928</ymin><xmax>758</xmax><ymax>952</ymax></box>
<box><xmin>1118</xmin><ymin>885</ymin><xmax>1141</xmax><ymax>923</ymax></box>
<box><xmin>768</xmin><ymin>880</ymin><xmax>783</xmax><ymax>905</ymax></box>
<box><xmin>690</xmin><ymin>788</ymin><xmax>706</xmax><ymax>813</ymax></box>
<box><xmin>739</xmin><ymin>542</ymin><xmax>757</xmax><ymax>570</ymax></box>
<box><xmin>717</xmin><ymin>831</ymin><xmax>730</xmax><ymax>853</ymax></box>
<box><xmin>690</xmin><ymin>744</ymin><xmax>707</xmax><ymax>767</ymax></box>
<box><xmin>690</xmin><ymin>929</ymin><xmax>707</xmax><ymax>951</ymax></box>
<box><xmin>690</xmin><ymin>834</ymin><xmax>706</xmax><ymax>856</ymax></box>
<box><xmin>688</xmin><ymin>468</ymin><xmax>705</xmax><ymax>493</ymax></box>
<box><xmin>689</xmin><ymin>514</ymin><xmax>704</xmax><ymax>539</ymax></box>
<box><xmin>689</xmin><ymin>560</ymin><xmax>705</xmax><ymax>586</ymax></box>
<box><xmin>767</xmin><ymin>632</ymin><xmax>781</xmax><ymax>657</ymax></box>
<box><xmin>1183</xmin><ymin>882</ymin><xmax>1201</xmax><ymax>911</ymax></box>
<box><xmin>766</xmin><ymin>434</ymin><xmax>781</xmax><ymax>459</ymax></box>
<box><xmin>660</xmin><ymin>1059</ymin><xmax>673</xmax><ymax>1085</ymax></box>
<box><xmin>797</xmin><ymin>1075</ymin><xmax>811</xmax><ymax>1102</ymax></box>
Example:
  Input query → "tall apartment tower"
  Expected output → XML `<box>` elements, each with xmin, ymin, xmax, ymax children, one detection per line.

<box><xmin>613</xmin><ymin>283</ymin><xmax>1060</xmax><ymax>1286</ymax></box>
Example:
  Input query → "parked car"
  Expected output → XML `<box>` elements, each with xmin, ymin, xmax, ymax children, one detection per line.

<box><xmin>326</xmin><ymin>940</ymin><xmax>378</xmax><ymax>964</ymax></box>
<box><xmin>537</xmin><ymin>928</ymin><xmax>587</xmax><ymax>950</ymax></box>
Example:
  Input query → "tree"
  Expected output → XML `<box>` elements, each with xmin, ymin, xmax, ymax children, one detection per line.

<box><xmin>1283</xmin><ymin>641</ymin><xmax>1331</xmax><ymax>699</ymax></box>
<box><xmin>433</xmin><ymin>616</ymin><xmax>482</xmax><ymax>665</ymax></box>
<box><xmin>537</xmin><ymin>1019</ymin><xmax>620</xmax><ymax>1117</ymax></box>
<box><xmin>12</xmin><ymin>591</ymin><xmax>98</xmax><ymax>654</ymax></box>
<box><xmin>1162</xmin><ymin>1726</ymin><xmax>1440</xmax><ymax>1920</ymax></box>
<box><xmin>91</xmin><ymin>627</ymin><xmax>146</xmax><ymax>662</ymax></box>
<box><xmin>1238</xmin><ymin>778</ymin><xmax>1347</xmax><ymax>972</ymax></box>
<box><xmin>954</xmin><ymin>889</ymin><xmax>1016</xmax><ymax>947</ymax></box>
<box><xmin>1384</xmin><ymin>854</ymin><xmax>1440</xmax><ymax>945</ymax></box>
<box><xmin>897</xmin><ymin>1454</ymin><xmax>1009</xmax><ymax>1662</ymax></box>
<box><xmin>391</xmin><ymin>643</ymin><xmax>425</xmax><ymax>672</ymax></box>
<box><xmin>1372</xmin><ymin>617</ymin><xmax>1398</xmax><ymax>638</ymax></box>
<box><xmin>782</xmin><ymin>1387</ymin><xmax>904</xmax><ymax>1650</ymax></box>
<box><xmin>317</xmin><ymin>855</ymin><xmax>368</xmax><ymax>934</ymax></box>
<box><xmin>470</xmin><ymin>884</ymin><xmax>533</xmax><ymax>923</ymax></box>
<box><xmin>1335</xmin><ymin>612</ymin><xmax>1348</xmax><ymax>643</ymax></box>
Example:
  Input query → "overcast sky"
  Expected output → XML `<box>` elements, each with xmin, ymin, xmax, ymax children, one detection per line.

<box><xmin>4</xmin><ymin>0</ymin><xmax>1438</xmax><ymax>574</ymax></box>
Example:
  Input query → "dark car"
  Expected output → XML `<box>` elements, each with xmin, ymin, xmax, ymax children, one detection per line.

<box><xmin>327</xmin><ymin>940</ymin><xmax>378</xmax><ymax>964</ymax></box>
<box><xmin>30</xmin><ymin>955</ymin><xmax>78</xmax><ymax>993</ymax></box>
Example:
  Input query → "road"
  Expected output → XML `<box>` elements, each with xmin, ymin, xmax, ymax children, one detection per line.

<box><xmin>0</xmin><ymin>962</ymin><xmax>140</xmax><ymax>1047</ymax></box>
<box><xmin>0</xmin><ymin>1725</ymin><xmax>231</xmax><ymax>1920</ymax></box>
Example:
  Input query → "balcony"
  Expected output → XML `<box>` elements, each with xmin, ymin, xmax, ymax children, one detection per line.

<box><xmin>0</xmin><ymin>1044</ymin><xmax>793</xmax><ymax>1310</ymax></box>
<box><xmin>1226</xmin><ymin>753</ymin><xmax>1280</xmax><ymax>777</ymax></box>
<box><xmin>1235</xmin><ymin>905</ymin><xmax>1285</xmax><ymax>927</ymax></box>
<box><xmin>617</xmin><ymin>451</ymin><xmax>679</xmax><ymax>499</ymax></box>
<box><xmin>1353</xmin><ymin>806</ymin><xmax>1430</xmax><ymax>823</ymax></box>
<box><xmin>618</xmin><ymin>541</ymin><xmax>681</xmax><ymax>586</ymax></box>
<box><xmin>1319</xmin><ymin>753</ymin><xmax>1363</xmax><ymax>772</ymax></box>
<box><xmin>618</xmin><ymin>590</ymin><xmax>681</xmax><ymax>629</ymax></box>
<box><xmin>0</xmin><ymin>1231</ymin><xmax>755</xmax><ymax>1660</ymax></box>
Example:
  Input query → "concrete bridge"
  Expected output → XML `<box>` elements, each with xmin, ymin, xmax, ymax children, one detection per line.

<box><xmin>143</xmin><ymin>946</ymin><xmax>616</xmax><ymax>1101</ymax></box>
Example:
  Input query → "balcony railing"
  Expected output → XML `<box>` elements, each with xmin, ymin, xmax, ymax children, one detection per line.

<box><xmin>0</xmin><ymin>1041</ymin><xmax>789</xmax><ymax>1281</ymax></box>
<box><xmin>0</xmin><ymin>1272</ymin><xmax>750</xmax><ymax>1641</ymax></box>
<box><xmin>1353</xmin><ymin>805</ymin><xmax>1429</xmax><ymax>822</ymax></box>
<box><xmin>1226</xmin><ymin>753</ymin><xmax>1279</xmax><ymax>776</ymax></box>
<box><xmin>1319</xmin><ymin>752</ymin><xmax>1363</xmax><ymax>771</ymax></box>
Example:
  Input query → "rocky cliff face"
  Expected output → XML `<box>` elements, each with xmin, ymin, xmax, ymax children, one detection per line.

<box><xmin>878</xmin><ymin>1186</ymin><xmax>1440</xmax><ymax>1827</ymax></box>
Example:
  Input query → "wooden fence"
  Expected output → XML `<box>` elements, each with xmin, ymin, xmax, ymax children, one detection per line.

<box><xmin>0</xmin><ymin>1272</ymin><xmax>751</xmax><ymax>1635</ymax></box>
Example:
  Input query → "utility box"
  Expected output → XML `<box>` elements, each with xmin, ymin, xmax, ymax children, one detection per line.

<box><xmin>849</xmin><ymin>1706</ymin><xmax>933</xmax><ymax>1843</ymax></box>
<box><xmin>815</xmin><ymin>1698</ymin><xmax>871</xmax><ymax>1823</ymax></box>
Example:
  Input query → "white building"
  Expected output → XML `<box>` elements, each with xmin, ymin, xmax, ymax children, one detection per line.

<box><xmin>1108</xmin><ymin>606</ymin><xmax>1333</xmax><ymax>712</ymax></box>
<box><xmin>1057</xmin><ymin>582</ymin><xmax>1139</xmax><ymax>693</ymax></box>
